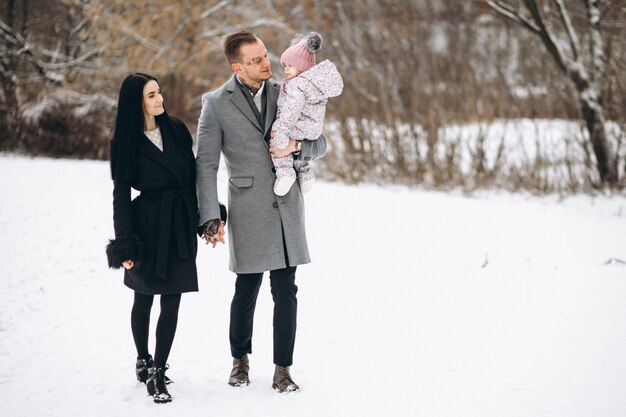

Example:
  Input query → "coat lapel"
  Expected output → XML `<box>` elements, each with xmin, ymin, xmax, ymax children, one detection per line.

<box><xmin>227</xmin><ymin>75</ymin><xmax>263</xmax><ymax>133</ymax></box>
<box><xmin>263</xmin><ymin>80</ymin><xmax>280</xmax><ymax>139</ymax></box>
<box><xmin>137</xmin><ymin>127</ymin><xmax>184</xmax><ymax>185</ymax></box>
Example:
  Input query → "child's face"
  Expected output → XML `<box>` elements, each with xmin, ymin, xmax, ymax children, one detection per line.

<box><xmin>283</xmin><ymin>64</ymin><xmax>300</xmax><ymax>80</ymax></box>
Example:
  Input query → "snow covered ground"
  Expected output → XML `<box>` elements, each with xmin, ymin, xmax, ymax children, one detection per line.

<box><xmin>1</xmin><ymin>154</ymin><xmax>625</xmax><ymax>417</ymax></box>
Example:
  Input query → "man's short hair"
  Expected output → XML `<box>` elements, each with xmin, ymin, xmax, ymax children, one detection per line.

<box><xmin>223</xmin><ymin>30</ymin><xmax>258</xmax><ymax>64</ymax></box>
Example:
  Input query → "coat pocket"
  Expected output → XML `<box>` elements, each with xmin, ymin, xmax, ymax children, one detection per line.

<box><xmin>229</xmin><ymin>177</ymin><xmax>254</xmax><ymax>188</ymax></box>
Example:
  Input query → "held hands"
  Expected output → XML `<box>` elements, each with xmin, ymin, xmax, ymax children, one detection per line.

<box><xmin>123</xmin><ymin>219</ymin><xmax>225</xmax><ymax>267</ymax></box>
<box><xmin>201</xmin><ymin>219</ymin><xmax>226</xmax><ymax>248</ymax></box>
<box><xmin>269</xmin><ymin>133</ymin><xmax>298</xmax><ymax>158</ymax></box>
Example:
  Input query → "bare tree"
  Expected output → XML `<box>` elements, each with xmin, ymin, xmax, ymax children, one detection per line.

<box><xmin>0</xmin><ymin>0</ymin><xmax>97</xmax><ymax>147</ymax></box>
<box><xmin>483</xmin><ymin>0</ymin><xmax>619</xmax><ymax>185</ymax></box>
<box><xmin>2</xmin><ymin>0</ymin><xmax>623</xmax><ymax>190</ymax></box>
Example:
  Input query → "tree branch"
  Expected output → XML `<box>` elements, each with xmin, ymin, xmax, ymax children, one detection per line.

<box><xmin>584</xmin><ymin>0</ymin><xmax>605</xmax><ymax>84</ymax></box>
<box><xmin>521</xmin><ymin>0</ymin><xmax>568</xmax><ymax>74</ymax></box>
<box><xmin>485</xmin><ymin>1</ymin><xmax>541</xmax><ymax>33</ymax></box>
<box><xmin>485</xmin><ymin>1</ymin><xmax>568</xmax><ymax>73</ymax></box>
<box><xmin>553</xmin><ymin>0</ymin><xmax>580</xmax><ymax>60</ymax></box>
<box><xmin>200</xmin><ymin>0</ymin><xmax>231</xmax><ymax>19</ymax></box>
<box><xmin>149</xmin><ymin>13</ymin><xmax>191</xmax><ymax>67</ymax></box>
<box><xmin>69</xmin><ymin>18</ymin><xmax>87</xmax><ymax>37</ymax></box>
<box><xmin>36</xmin><ymin>49</ymin><xmax>100</xmax><ymax>70</ymax></box>
<box><xmin>0</xmin><ymin>18</ymin><xmax>25</xmax><ymax>48</ymax></box>
<box><xmin>118</xmin><ymin>25</ymin><xmax>162</xmax><ymax>51</ymax></box>
<box><xmin>0</xmin><ymin>17</ymin><xmax>99</xmax><ymax>82</ymax></box>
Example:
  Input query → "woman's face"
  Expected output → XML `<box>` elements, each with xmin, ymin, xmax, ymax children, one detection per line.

<box><xmin>142</xmin><ymin>80</ymin><xmax>164</xmax><ymax>118</ymax></box>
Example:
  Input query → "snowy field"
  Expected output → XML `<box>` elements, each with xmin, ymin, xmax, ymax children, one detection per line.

<box><xmin>1</xmin><ymin>154</ymin><xmax>625</xmax><ymax>417</ymax></box>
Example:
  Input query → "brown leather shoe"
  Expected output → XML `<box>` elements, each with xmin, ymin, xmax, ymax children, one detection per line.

<box><xmin>272</xmin><ymin>365</ymin><xmax>300</xmax><ymax>393</ymax></box>
<box><xmin>228</xmin><ymin>354</ymin><xmax>250</xmax><ymax>387</ymax></box>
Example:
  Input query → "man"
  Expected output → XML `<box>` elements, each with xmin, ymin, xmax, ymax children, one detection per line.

<box><xmin>196</xmin><ymin>30</ymin><xmax>327</xmax><ymax>393</ymax></box>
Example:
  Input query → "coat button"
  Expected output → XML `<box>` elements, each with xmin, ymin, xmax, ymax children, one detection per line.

<box><xmin>272</xmin><ymin>202</ymin><xmax>278</xmax><ymax>208</ymax></box>
<box><xmin>271</xmin><ymin>167</ymin><xmax>276</xmax><ymax>173</ymax></box>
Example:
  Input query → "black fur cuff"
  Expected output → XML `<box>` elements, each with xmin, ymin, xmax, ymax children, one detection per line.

<box><xmin>106</xmin><ymin>235</ymin><xmax>143</xmax><ymax>268</ymax></box>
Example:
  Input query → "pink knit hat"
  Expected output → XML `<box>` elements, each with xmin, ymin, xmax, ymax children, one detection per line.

<box><xmin>280</xmin><ymin>32</ymin><xmax>322</xmax><ymax>73</ymax></box>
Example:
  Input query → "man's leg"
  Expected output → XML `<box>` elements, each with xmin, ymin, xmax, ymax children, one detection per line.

<box><xmin>230</xmin><ymin>272</ymin><xmax>263</xmax><ymax>359</ymax></box>
<box><xmin>228</xmin><ymin>272</ymin><xmax>263</xmax><ymax>386</ymax></box>
<box><xmin>269</xmin><ymin>266</ymin><xmax>300</xmax><ymax>392</ymax></box>
<box><xmin>269</xmin><ymin>266</ymin><xmax>298</xmax><ymax>367</ymax></box>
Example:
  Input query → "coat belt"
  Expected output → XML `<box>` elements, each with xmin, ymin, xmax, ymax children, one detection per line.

<box><xmin>141</xmin><ymin>188</ymin><xmax>194</xmax><ymax>280</ymax></box>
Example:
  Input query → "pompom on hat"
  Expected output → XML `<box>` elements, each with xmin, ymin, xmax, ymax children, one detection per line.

<box><xmin>280</xmin><ymin>32</ymin><xmax>322</xmax><ymax>73</ymax></box>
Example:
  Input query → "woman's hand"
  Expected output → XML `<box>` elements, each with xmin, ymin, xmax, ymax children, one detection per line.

<box><xmin>203</xmin><ymin>220</ymin><xmax>226</xmax><ymax>248</ymax></box>
<box><xmin>122</xmin><ymin>260</ymin><xmax>134</xmax><ymax>269</ymax></box>
<box><xmin>202</xmin><ymin>219</ymin><xmax>226</xmax><ymax>247</ymax></box>
<box><xmin>209</xmin><ymin>221</ymin><xmax>226</xmax><ymax>248</ymax></box>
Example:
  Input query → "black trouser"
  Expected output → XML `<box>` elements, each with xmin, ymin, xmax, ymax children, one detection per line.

<box><xmin>131</xmin><ymin>292</ymin><xmax>182</xmax><ymax>368</ymax></box>
<box><xmin>230</xmin><ymin>266</ymin><xmax>298</xmax><ymax>367</ymax></box>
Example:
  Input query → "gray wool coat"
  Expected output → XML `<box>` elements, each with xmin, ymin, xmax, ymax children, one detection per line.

<box><xmin>196</xmin><ymin>74</ymin><xmax>327</xmax><ymax>273</ymax></box>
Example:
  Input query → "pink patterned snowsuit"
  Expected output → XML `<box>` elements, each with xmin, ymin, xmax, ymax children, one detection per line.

<box><xmin>272</xmin><ymin>59</ymin><xmax>343</xmax><ymax>187</ymax></box>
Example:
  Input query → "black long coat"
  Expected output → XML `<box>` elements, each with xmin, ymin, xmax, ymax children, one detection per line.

<box><xmin>107</xmin><ymin>118</ymin><xmax>199</xmax><ymax>295</ymax></box>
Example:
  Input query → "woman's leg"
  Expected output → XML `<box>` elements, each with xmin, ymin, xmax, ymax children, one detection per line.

<box><xmin>131</xmin><ymin>292</ymin><xmax>154</xmax><ymax>359</ymax></box>
<box><xmin>153</xmin><ymin>293</ymin><xmax>182</xmax><ymax>368</ymax></box>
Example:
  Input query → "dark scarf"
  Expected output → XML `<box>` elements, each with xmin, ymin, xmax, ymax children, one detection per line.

<box><xmin>236</xmin><ymin>77</ymin><xmax>267</xmax><ymax>129</ymax></box>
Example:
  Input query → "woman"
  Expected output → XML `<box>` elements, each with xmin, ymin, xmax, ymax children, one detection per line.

<box><xmin>106</xmin><ymin>73</ymin><xmax>224</xmax><ymax>403</ymax></box>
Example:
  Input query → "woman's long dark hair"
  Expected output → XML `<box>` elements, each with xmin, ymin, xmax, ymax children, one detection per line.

<box><xmin>110</xmin><ymin>72</ymin><xmax>170</xmax><ymax>181</ymax></box>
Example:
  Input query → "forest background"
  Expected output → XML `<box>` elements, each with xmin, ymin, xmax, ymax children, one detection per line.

<box><xmin>1</xmin><ymin>0</ymin><xmax>625</xmax><ymax>193</ymax></box>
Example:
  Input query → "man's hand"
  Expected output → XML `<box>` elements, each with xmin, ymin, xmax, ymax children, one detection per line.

<box><xmin>212</xmin><ymin>221</ymin><xmax>226</xmax><ymax>248</ymax></box>
<box><xmin>201</xmin><ymin>219</ymin><xmax>226</xmax><ymax>248</ymax></box>
<box><xmin>269</xmin><ymin>133</ymin><xmax>298</xmax><ymax>158</ymax></box>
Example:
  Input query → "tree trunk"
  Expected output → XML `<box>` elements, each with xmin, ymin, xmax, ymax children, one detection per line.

<box><xmin>484</xmin><ymin>0</ymin><xmax>621</xmax><ymax>186</ymax></box>
<box><xmin>0</xmin><ymin>0</ymin><xmax>20</xmax><ymax>145</ymax></box>
<box><xmin>579</xmin><ymin>91</ymin><xmax>616</xmax><ymax>183</ymax></box>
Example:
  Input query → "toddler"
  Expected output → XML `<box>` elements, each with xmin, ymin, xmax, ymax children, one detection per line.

<box><xmin>271</xmin><ymin>32</ymin><xmax>343</xmax><ymax>196</ymax></box>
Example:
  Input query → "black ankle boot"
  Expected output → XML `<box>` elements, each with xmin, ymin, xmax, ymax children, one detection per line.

<box><xmin>135</xmin><ymin>355</ymin><xmax>153</xmax><ymax>383</ymax></box>
<box><xmin>136</xmin><ymin>355</ymin><xmax>172</xmax><ymax>385</ymax></box>
<box><xmin>146</xmin><ymin>366</ymin><xmax>172</xmax><ymax>403</ymax></box>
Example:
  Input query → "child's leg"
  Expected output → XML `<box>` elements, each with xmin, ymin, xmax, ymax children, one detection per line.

<box><xmin>294</xmin><ymin>159</ymin><xmax>315</xmax><ymax>193</ymax></box>
<box><xmin>272</xmin><ymin>132</ymin><xmax>290</xmax><ymax>150</ymax></box>
<box><xmin>273</xmin><ymin>154</ymin><xmax>296</xmax><ymax>196</ymax></box>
